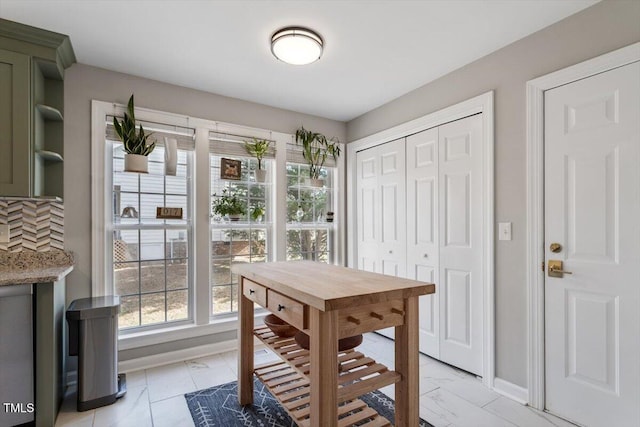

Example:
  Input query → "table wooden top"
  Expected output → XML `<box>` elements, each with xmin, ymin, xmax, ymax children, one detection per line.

<box><xmin>232</xmin><ymin>261</ymin><xmax>435</xmax><ymax>311</ymax></box>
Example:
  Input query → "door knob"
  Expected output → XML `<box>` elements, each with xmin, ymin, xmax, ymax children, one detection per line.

<box><xmin>548</xmin><ymin>260</ymin><xmax>573</xmax><ymax>278</ymax></box>
<box><xmin>388</xmin><ymin>250</ymin><xmax>393</xmax><ymax>254</ymax></box>
<box><xmin>550</xmin><ymin>243</ymin><xmax>562</xmax><ymax>253</ymax></box>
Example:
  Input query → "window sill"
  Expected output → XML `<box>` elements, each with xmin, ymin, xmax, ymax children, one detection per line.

<box><xmin>118</xmin><ymin>309</ymin><xmax>268</xmax><ymax>351</ymax></box>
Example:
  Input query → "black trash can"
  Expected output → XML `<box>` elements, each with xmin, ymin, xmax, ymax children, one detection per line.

<box><xmin>66</xmin><ymin>296</ymin><xmax>126</xmax><ymax>411</ymax></box>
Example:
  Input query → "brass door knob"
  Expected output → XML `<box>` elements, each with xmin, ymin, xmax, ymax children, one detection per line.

<box><xmin>550</xmin><ymin>243</ymin><xmax>562</xmax><ymax>253</ymax></box>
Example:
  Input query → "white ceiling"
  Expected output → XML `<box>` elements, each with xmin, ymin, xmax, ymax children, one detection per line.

<box><xmin>0</xmin><ymin>0</ymin><xmax>598</xmax><ymax>121</ymax></box>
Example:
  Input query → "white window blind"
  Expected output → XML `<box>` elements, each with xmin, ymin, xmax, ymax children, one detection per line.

<box><xmin>286</xmin><ymin>141</ymin><xmax>340</xmax><ymax>167</ymax></box>
<box><xmin>208</xmin><ymin>130</ymin><xmax>276</xmax><ymax>158</ymax></box>
<box><xmin>106</xmin><ymin>115</ymin><xmax>196</xmax><ymax>151</ymax></box>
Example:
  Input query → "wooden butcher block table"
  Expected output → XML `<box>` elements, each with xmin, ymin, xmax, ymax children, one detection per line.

<box><xmin>232</xmin><ymin>261</ymin><xmax>435</xmax><ymax>427</ymax></box>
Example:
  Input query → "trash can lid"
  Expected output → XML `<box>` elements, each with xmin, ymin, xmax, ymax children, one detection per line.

<box><xmin>66</xmin><ymin>296</ymin><xmax>120</xmax><ymax>320</ymax></box>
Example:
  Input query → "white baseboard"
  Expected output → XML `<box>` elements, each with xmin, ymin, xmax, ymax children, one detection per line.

<box><xmin>493</xmin><ymin>377</ymin><xmax>529</xmax><ymax>405</ymax></box>
<box><xmin>117</xmin><ymin>338</ymin><xmax>242</xmax><ymax>373</ymax></box>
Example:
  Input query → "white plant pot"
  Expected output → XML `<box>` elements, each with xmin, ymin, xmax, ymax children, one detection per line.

<box><xmin>164</xmin><ymin>137</ymin><xmax>178</xmax><ymax>176</ymax></box>
<box><xmin>228</xmin><ymin>214</ymin><xmax>243</xmax><ymax>222</ymax></box>
<box><xmin>255</xmin><ymin>169</ymin><xmax>267</xmax><ymax>183</ymax></box>
<box><xmin>124</xmin><ymin>153</ymin><xmax>148</xmax><ymax>173</ymax></box>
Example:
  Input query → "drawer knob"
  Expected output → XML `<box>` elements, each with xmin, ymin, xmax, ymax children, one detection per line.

<box><xmin>278</xmin><ymin>304</ymin><xmax>285</xmax><ymax>311</ymax></box>
<box><xmin>249</xmin><ymin>289</ymin><xmax>255</xmax><ymax>294</ymax></box>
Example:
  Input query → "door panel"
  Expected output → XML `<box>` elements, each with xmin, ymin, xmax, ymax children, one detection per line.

<box><xmin>444</xmin><ymin>269</ymin><xmax>471</xmax><ymax>346</ymax></box>
<box><xmin>566</xmin><ymin>149</ymin><xmax>618</xmax><ymax>262</ymax></box>
<box><xmin>415</xmin><ymin>178</ymin><xmax>435</xmax><ymax>244</ymax></box>
<box><xmin>544</xmin><ymin>61</ymin><xmax>640</xmax><ymax>427</ymax></box>
<box><xmin>438</xmin><ymin>114</ymin><xmax>483</xmax><ymax>375</ymax></box>
<box><xmin>356</xmin><ymin>149</ymin><xmax>379</xmax><ymax>273</ymax></box>
<box><xmin>378</xmin><ymin>139</ymin><xmax>406</xmax><ymax>279</ymax></box>
<box><xmin>361</xmin><ymin>188</ymin><xmax>377</xmax><ymax>243</ymax></box>
<box><xmin>444</xmin><ymin>173</ymin><xmax>470</xmax><ymax>247</ymax></box>
<box><xmin>381</xmin><ymin>183</ymin><xmax>400</xmax><ymax>242</ymax></box>
<box><xmin>357</xmin><ymin>139</ymin><xmax>406</xmax><ymax>340</ymax></box>
<box><xmin>565</xmin><ymin>290</ymin><xmax>617</xmax><ymax>392</ymax></box>
<box><xmin>407</xmin><ymin>128</ymin><xmax>439</xmax><ymax>356</ymax></box>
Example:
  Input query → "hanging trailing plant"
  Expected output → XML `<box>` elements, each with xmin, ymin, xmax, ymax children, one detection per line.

<box><xmin>295</xmin><ymin>126</ymin><xmax>340</xmax><ymax>183</ymax></box>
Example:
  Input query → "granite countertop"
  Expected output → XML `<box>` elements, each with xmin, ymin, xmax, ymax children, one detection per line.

<box><xmin>0</xmin><ymin>249</ymin><xmax>75</xmax><ymax>286</ymax></box>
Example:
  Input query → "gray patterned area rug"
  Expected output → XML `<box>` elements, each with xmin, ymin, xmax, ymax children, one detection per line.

<box><xmin>185</xmin><ymin>377</ymin><xmax>433</xmax><ymax>426</ymax></box>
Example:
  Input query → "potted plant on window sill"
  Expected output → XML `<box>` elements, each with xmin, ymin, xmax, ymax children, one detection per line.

<box><xmin>244</xmin><ymin>138</ymin><xmax>271</xmax><ymax>183</ymax></box>
<box><xmin>211</xmin><ymin>188</ymin><xmax>246</xmax><ymax>221</ymax></box>
<box><xmin>113</xmin><ymin>94</ymin><xmax>156</xmax><ymax>173</ymax></box>
<box><xmin>251</xmin><ymin>205</ymin><xmax>265</xmax><ymax>223</ymax></box>
<box><xmin>295</xmin><ymin>126</ymin><xmax>341</xmax><ymax>187</ymax></box>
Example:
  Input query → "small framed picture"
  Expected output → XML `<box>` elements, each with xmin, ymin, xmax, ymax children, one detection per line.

<box><xmin>221</xmin><ymin>158</ymin><xmax>242</xmax><ymax>180</ymax></box>
<box><xmin>156</xmin><ymin>207</ymin><xmax>183</xmax><ymax>219</ymax></box>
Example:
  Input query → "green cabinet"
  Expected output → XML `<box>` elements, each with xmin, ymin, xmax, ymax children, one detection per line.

<box><xmin>0</xmin><ymin>48</ymin><xmax>31</xmax><ymax>196</ymax></box>
<box><xmin>0</xmin><ymin>19</ymin><xmax>75</xmax><ymax>198</ymax></box>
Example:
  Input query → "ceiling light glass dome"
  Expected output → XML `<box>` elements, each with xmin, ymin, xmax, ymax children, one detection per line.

<box><xmin>271</xmin><ymin>27</ymin><xmax>323</xmax><ymax>65</ymax></box>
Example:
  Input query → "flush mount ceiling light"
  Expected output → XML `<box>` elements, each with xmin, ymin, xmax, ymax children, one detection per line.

<box><xmin>271</xmin><ymin>27</ymin><xmax>323</xmax><ymax>65</ymax></box>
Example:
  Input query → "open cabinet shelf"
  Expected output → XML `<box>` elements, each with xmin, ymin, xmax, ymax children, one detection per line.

<box><xmin>35</xmin><ymin>104</ymin><xmax>63</xmax><ymax>121</ymax></box>
<box><xmin>253</xmin><ymin>326</ymin><xmax>399</xmax><ymax>427</ymax></box>
<box><xmin>36</xmin><ymin>150</ymin><xmax>64</xmax><ymax>162</ymax></box>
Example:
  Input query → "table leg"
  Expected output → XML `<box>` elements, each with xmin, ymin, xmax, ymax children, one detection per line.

<box><xmin>309</xmin><ymin>307</ymin><xmax>338</xmax><ymax>427</ymax></box>
<box><xmin>238</xmin><ymin>278</ymin><xmax>254</xmax><ymax>405</ymax></box>
<box><xmin>395</xmin><ymin>296</ymin><xmax>419</xmax><ymax>427</ymax></box>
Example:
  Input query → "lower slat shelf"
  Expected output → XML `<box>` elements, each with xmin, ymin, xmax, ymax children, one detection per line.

<box><xmin>254</xmin><ymin>326</ymin><xmax>400</xmax><ymax>426</ymax></box>
<box><xmin>255</xmin><ymin>361</ymin><xmax>391</xmax><ymax>427</ymax></box>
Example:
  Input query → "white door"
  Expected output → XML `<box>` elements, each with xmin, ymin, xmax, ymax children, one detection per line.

<box><xmin>356</xmin><ymin>139</ymin><xmax>407</xmax><ymax>339</ymax></box>
<box><xmin>378</xmin><ymin>138</ymin><xmax>407</xmax><ymax>279</ymax></box>
<box><xmin>544</xmin><ymin>61</ymin><xmax>640</xmax><ymax>427</ymax></box>
<box><xmin>438</xmin><ymin>115</ymin><xmax>483</xmax><ymax>376</ymax></box>
<box><xmin>407</xmin><ymin>128</ymin><xmax>440</xmax><ymax>357</ymax></box>
<box><xmin>356</xmin><ymin>147</ymin><xmax>380</xmax><ymax>274</ymax></box>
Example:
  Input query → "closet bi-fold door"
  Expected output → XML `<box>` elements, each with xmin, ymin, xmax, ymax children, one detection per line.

<box><xmin>356</xmin><ymin>139</ymin><xmax>407</xmax><ymax>339</ymax></box>
<box><xmin>356</xmin><ymin>138</ymin><xmax>407</xmax><ymax>276</ymax></box>
<box><xmin>378</xmin><ymin>138</ymin><xmax>407</xmax><ymax>278</ymax></box>
<box><xmin>356</xmin><ymin>147</ymin><xmax>379</xmax><ymax>273</ymax></box>
<box><xmin>438</xmin><ymin>114</ymin><xmax>483</xmax><ymax>376</ymax></box>
<box><xmin>406</xmin><ymin>128</ymin><xmax>440</xmax><ymax>358</ymax></box>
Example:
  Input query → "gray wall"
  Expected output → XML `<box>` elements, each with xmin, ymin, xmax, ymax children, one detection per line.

<box><xmin>346</xmin><ymin>0</ymin><xmax>640</xmax><ymax>388</ymax></box>
<box><xmin>63</xmin><ymin>64</ymin><xmax>346</xmax><ymax>361</ymax></box>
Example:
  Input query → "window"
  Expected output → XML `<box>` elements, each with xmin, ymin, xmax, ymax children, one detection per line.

<box><xmin>92</xmin><ymin>101</ymin><xmax>344</xmax><ymax>339</ymax></box>
<box><xmin>286</xmin><ymin>163</ymin><xmax>334</xmax><ymax>263</ymax></box>
<box><xmin>102</xmin><ymin>111</ymin><xmax>196</xmax><ymax>332</ymax></box>
<box><xmin>111</xmin><ymin>143</ymin><xmax>193</xmax><ymax>330</ymax></box>
<box><xmin>209</xmin><ymin>132</ymin><xmax>274</xmax><ymax>316</ymax></box>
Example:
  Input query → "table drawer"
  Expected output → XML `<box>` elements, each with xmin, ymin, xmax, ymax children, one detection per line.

<box><xmin>242</xmin><ymin>279</ymin><xmax>267</xmax><ymax>308</ymax></box>
<box><xmin>267</xmin><ymin>290</ymin><xmax>307</xmax><ymax>330</ymax></box>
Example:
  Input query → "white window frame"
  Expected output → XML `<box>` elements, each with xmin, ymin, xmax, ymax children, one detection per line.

<box><xmin>91</xmin><ymin>100</ymin><xmax>346</xmax><ymax>348</ymax></box>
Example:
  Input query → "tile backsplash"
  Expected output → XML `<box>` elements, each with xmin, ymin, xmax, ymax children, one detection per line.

<box><xmin>0</xmin><ymin>198</ymin><xmax>64</xmax><ymax>252</ymax></box>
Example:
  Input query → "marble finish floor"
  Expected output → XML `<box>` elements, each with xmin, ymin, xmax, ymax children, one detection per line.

<box><xmin>55</xmin><ymin>333</ymin><xmax>577</xmax><ymax>427</ymax></box>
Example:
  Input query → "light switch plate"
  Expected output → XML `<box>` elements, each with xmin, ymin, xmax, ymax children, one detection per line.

<box><xmin>0</xmin><ymin>224</ymin><xmax>9</xmax><ymax>243</ymax></box>
<box><xmin>498</xmin><ymin>222</ymin><xmax>512</xmax><ymax>241</ymax></box>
